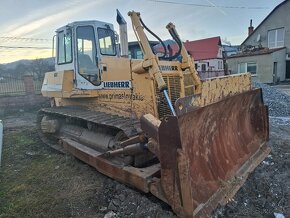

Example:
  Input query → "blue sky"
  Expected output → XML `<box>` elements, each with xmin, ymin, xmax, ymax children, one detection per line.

<box><xmin>0</xmin><ymin>0</ymin><xmax>284</xmax><ymax>63</ymax></box>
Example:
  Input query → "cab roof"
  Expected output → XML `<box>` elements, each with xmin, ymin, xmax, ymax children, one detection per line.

<box><xmin>56</xmin><ymin>20</ymin><xmax>114</xmax><ymax>33</ymax></box>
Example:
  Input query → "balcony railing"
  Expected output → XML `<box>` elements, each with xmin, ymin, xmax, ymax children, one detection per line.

<box><xmin>197</xmin><ymin>71</ymin><xmax>225</xmax><ymax>79</ymax></box>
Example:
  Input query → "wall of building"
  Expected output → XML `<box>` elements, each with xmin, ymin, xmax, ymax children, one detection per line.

<box><xmin>195</xmin><ymin>58</ymin><xmax>224</xmax><ymax>72</ymax></box>
<box><xmin>227</xmin><ymin>54</ymin><xmax>273</xmax><ymax>83</ymax></box>
<box><xmin>272</xmin><ymin>48</ymin><xmax>287</xmax><ymax>81</ymax></box>
<box><xmin>243</xmin><ymin>1</ymin><xmax>290</xmax><ymax>54</ymax></box>
<box><xmin>217</xmin><ymin>47</ymin><xmax>223</xmax><ymax>58</ymax></box>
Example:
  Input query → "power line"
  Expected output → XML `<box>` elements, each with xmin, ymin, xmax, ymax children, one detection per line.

<box><xmin>147</xmin><ymin>0</ymin><xmax>269</xmax><ymax>9</ymax></box>
<box><xmin>0</xmin><ymin>45</ymin><xmax>51</xmax><ymax>49</ymax></box>
<box><xmin>0</xmin><ymin>36</ymin><xmax>52</xmax><ymax>42</ymax></box>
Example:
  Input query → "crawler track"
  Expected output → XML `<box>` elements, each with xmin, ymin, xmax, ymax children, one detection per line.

<box><xmin>37</xmin><ymin>106</ymin><xmax>142</xmax><ymax>153</ymax></box>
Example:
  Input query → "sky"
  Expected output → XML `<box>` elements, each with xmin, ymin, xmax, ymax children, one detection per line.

<box><xmin>0</xmin><ymin>0</ymin><xmax>285</xmax><ymax>64</ymax></box>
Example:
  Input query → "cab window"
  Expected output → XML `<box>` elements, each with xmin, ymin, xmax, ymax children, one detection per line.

<box><xmin>76</xmin><ymin>26</ymin><xmax>100</xmax><ymax>86</ymax></box>
<box><xmin>57</xmin><ymin>30</ymin><xmax>72</xmax><ymax>64</ymax></box>
<box><xmin>98</xmin><ymin>28</ymin><xmax>116</xmax><ymax>56</ymax></box>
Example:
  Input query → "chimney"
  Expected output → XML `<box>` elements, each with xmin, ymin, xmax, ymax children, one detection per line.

<box><xmin>248</xmin><ymin>19</ymin><xmax>254</xmax><ymax>36</ymax></box>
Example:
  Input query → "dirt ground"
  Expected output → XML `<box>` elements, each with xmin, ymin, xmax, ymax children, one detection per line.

<box><xmin>0</xmin><ymin>110</ymin><xmax>289</xmax><ymax>218</ymax></box>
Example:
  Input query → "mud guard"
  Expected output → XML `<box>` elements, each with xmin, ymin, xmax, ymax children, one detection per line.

<box><xmin>156</xmin><ymin>88</ymin><xmax>270</xmax><ymax>217</ymax></box>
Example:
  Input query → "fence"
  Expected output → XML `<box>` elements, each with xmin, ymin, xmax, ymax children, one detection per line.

<box><xmin>0</xmin><ymin>75</ymin><xmax>49</xmax><ymax>111</ymax></box>
<box><xmin>197</xmin><ymin>71</ymin><xmax>225</xmax><ymax>80</ymax></box>
<box><xmin>0</xmin><ymin>75</ymin><xmax>43</xmax><ymax>96</ymax></box>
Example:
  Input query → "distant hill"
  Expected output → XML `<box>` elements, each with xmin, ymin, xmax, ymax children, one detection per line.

<box><xmin>2</xmin><ymin>57</ymin><xmax>55</xmax><ymax>70</ymax></box>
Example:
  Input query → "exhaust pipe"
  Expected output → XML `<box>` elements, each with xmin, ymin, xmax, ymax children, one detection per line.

<box><xmin>116</xmin><ymin>9</ymin><xmax>128</xmax><ymax>57</ymax></box>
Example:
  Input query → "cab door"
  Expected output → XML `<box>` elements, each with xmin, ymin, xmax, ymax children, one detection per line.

<box><xmin>75</xmin><ymin>25</ymin><xmax>101</xmax><ymax>88</ymax></box>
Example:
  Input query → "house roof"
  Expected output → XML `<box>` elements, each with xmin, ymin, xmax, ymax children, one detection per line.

<box><xmin>241</xmin><ymin>0</ymin><xmax>289</xmax><ymax>45</ymax></box>
<box><xmin>227</xmin><ymin>47</ymin><xmax>285</xmax><ymax>59</ymax></box>
<box><xmin>155</xmin><ymin>36</ymin><xmax>222</xmax><ymax>61</ymax></box>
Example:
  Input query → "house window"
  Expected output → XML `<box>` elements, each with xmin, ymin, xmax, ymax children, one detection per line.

<box><xmin>238</xmin><ymin>62</ymin><xmax>257</xmax><ymax>74</ymax></box>
<box><xmin>268</xmin><ymin>28</ymin><xmax>284</xmax><ymax>48</ymax></box>
<box><xmin>247</xmin><ymin>63</ymin><xmax>257</xmax><ymax>74</ymax></box>
<box><xmin>219</xmin><ymin>49</ymin><xmax>223</xmax><ymax>57</ymax></box>
<box><xmin>238</xmin><ymin>63</ymin><xmax>246</xmax><ymax>73</ymax></box>
<box><xmin>136</xmin><ymin>50</ymin><xmax>143</xmax><ymax>59</ymax></box>
<box><xmin>218</xmin><ymin>61</ymin><xmax>223</xmax><ymax>70</ymax></box>
<box><xmin>201</xmin><ymin>64</ymin><xmax>206</xmax><ymax>72</ymax></box>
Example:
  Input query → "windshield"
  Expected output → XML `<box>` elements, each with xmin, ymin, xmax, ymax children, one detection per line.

<box><xmin>98</xmin><ymin>28</ymin><xmax>116</xmax><ymax>56</ymax></box>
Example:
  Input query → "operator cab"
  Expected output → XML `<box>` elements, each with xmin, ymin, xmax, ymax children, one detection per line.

<box><xmin>55</xmin><ymin>20</ymin><xmax>117</xmax><ymax>89</ymax></box>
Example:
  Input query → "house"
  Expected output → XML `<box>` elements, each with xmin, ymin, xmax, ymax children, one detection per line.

<box><xmin>154</xmin><ymin>37</ymin><xmax>225</xmax><ymax>79</ymax></box>
<box><xmin>128</xmin><ymin>41</ymin><xmax>159</xmax><ymax>59</ymax></box>
<box><xmin>184</xmin><ymin>37</ymin><xmax>224</xmax><ymax>78</ymax></box>
<box><xmin>227</xmin><ymin>0</ymin><xmax>290</xmax><ymax>83</ymax></box>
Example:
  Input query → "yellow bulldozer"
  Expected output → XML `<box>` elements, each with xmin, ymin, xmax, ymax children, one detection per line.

<box><xmin>38</xmin><ymin>10</ymin><xmax>270</xmax><ymax>217</ymax></box>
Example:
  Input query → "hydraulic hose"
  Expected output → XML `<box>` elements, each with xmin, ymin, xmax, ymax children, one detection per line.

<box><xmin>166</xmin><ymin>28</ymin><xmax>182</xmax><ymax>60</ymax></box>
<box><xmin>139</xmin><ymin>17</ymin><xmax>183</xmax><ymax>61</ymax></box>
<box><xmin>139</xmin><ymin>18</ymin><xmax>167</xmax><ymax>58</ymax></box>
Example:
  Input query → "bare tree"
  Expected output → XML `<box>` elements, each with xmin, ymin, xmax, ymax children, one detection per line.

<box><xmin>0</xmin><ymin>64</ymin><xmax>4</xmax><ymax>76</ymax></box>
<box><xmin>30</xmin><ymin>58</ymin><xmax>54</xmax><ymax>79</ymax></box>
<box><xmin>14</xmin><ymin>63</ymin><xmax>30</xmax><ymax>79</ymax></box>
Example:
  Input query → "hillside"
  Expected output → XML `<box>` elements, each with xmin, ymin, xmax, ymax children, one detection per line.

<box><xmin>2</xmin><ymin>57</ymin><xmax>54</xmax><ymax>70</ymax></box>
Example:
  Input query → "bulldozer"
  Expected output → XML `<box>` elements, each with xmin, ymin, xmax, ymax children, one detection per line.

<box><xmin>38</xmin><ymin>10</ymin><xmax>270</xmax><ymax>217</ymax></box>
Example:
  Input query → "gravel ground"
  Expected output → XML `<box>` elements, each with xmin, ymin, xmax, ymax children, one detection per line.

<box><xmin>97</xmin><ymin>180</ymin><xmax>176</xmax><ymax>218</ymax></box>
<box><xmin>253</xmin><ymin>82</ymin><xmax>290</xmax><ymax>117</ymax></box>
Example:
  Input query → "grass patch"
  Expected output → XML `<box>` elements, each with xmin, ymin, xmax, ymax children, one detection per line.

<box><xmin>0</xmin><ymin>129</ymin><xmax>105</xmax><ymax>218</ymax></box>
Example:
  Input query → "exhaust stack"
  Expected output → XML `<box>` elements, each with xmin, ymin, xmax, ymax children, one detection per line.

<box><xmin>116</xmin><ymin>9</ymin><xmax>128</xmax><ymax>57</ymax></box>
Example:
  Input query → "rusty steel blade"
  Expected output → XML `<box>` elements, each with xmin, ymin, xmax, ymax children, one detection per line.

<box><xmin>157</xmin><ymin>88</ymin><xmax>270</xmax><ymax>217</ymax></box>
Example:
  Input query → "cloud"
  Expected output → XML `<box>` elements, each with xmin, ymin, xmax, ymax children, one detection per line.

<box><xmin>2</xmin><ymin>0</ymin><xmax>103</xmax><ymax>37</ymax></box>
<box><xmin>0</xmin><ymin>0</ymin><xmax>106</xmax><ymax>63</ymax></box>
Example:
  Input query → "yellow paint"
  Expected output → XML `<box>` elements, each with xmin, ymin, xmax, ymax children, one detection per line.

<box><xmin>41</xmin><ymin>11</ymin><xmax>251</xmax><ymax>120</ymax></box>
<box><xmin>194</xmin><ymin>73</ymin><xmax>251</xmax><ymax>107</ymax></box>
<box><xmin>42</xmin><ymin>59</ymin><xmax>251</xmax><ymax>120</ymax></box>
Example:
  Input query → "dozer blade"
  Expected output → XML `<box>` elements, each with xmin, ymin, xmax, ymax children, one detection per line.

<box><xmin>155</xmin><ymin>88</ymin><xmax>270</xmax><ymax>217</ymax></box>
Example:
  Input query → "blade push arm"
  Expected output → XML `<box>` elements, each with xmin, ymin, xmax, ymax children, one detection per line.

<box><xmin>128</xmin><ymin>11</ymin><xmax>176</xmax><ymax>116</ymax></box>
<box><xmin>128</xmin><ymin>11</ymin><xmax>167</xmax><ymax>91</ymax></box>
<box><xmin>166</xmin><ymin>23</ymin><xmax>202</xmax><ymax>93</ymax></box>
